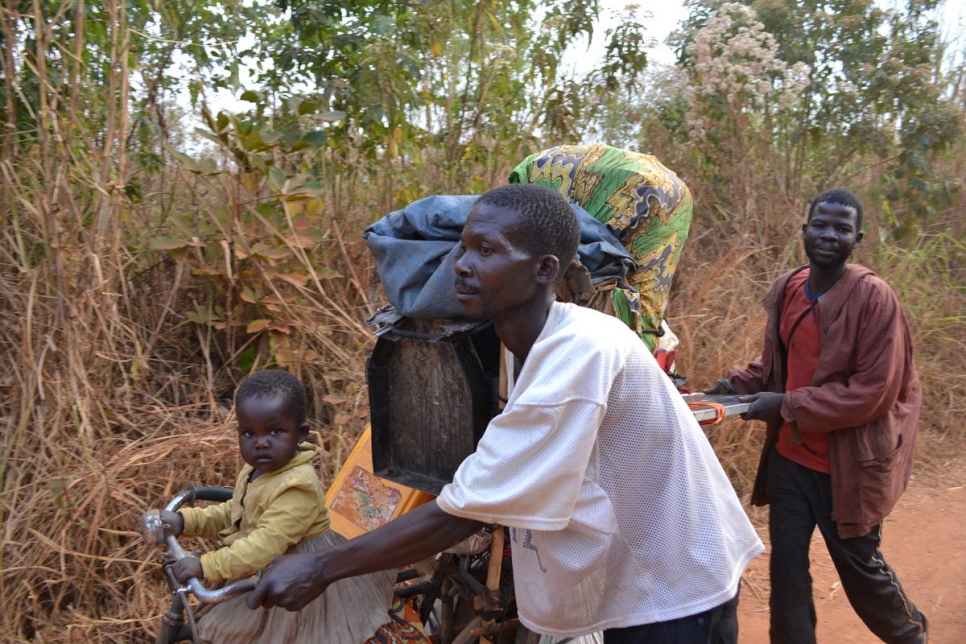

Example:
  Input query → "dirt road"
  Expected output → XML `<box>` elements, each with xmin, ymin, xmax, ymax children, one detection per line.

<box><xmin>737</xmin><ymin>460</ymin><xmax>966</xmax><ymax>642</ymax></box>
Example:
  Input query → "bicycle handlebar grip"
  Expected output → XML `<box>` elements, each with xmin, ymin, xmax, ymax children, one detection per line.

<box><xmin>141</xmin><ymin>486</ymin><xmax>257</xmax><ymax>603</ymax></box>
<box><xmin>139</xmin><ymin>509</ymin><xmax>166</xmax><ymax>547</ymax></box>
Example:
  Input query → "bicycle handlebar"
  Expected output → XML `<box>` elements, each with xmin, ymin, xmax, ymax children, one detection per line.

<box><xmin>140</xmin><ymin>486</ymin><xmax>257</xmax><ymax>604</ymax></box>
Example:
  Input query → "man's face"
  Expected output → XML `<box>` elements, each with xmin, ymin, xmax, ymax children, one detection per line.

<box><xmin>802</xmin><ymin>201</ymin><xmax>863</xmax><ymax>270</ymax></box>
<box><xmin>453</xmin><ymin>202</ymin><xmax>542</xmax><ymax>321</ymax></box>
<box><xmin>236</xmin><ymin>394</ymin><xmax>306</xmax><ymax>474</ymax></box>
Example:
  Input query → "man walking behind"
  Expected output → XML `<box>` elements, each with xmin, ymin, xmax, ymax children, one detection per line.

<box><xmin>707</xmin><ymin>188</ymin><xmax>927</xmax><ymax>643</ymax></box>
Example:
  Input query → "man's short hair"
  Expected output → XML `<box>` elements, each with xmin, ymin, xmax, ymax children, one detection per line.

<box><xmin>235</xmin><ymin>369</ymin><xmax>307</xmax><ymax>425</ymax></box>
<box><xmin>808</xmin><ymin>188</ymin><xmax>863</xmax><ymax>231</ymax></box>
<box><xmin>477</xmin><ymin>183</ymin><xmax>580</xmax><ymax>273</ymax></box>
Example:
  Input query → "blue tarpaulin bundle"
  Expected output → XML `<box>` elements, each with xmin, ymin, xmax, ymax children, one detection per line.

<box><xmin>363</xmin><ymin>195</ymin><xmax>637</xmax><ymax>320</ymax></box>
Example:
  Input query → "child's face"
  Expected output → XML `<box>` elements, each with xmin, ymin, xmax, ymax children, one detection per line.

<box><xmin>235</xmin><ymin>393</ymin><xmax>307</xmax><ymax>474</ymax></box>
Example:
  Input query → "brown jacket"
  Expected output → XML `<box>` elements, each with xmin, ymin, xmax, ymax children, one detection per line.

<box><xmin>727</xmin><ymin>264</ymin><xmax>921</xmax><ymax>538</ymax></box>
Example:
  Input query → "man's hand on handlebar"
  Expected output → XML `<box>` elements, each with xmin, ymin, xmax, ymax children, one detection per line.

<box><xmin>159</xmin><ymin>510</ymin><xmax>184</xmax><ymax>536</ymax></box>
<box><xmin>702</xmin><ymin>379</ymin><xmax>785</xmax><ymax>425</ymax></box>
<box><xmin>247</xmin><ymin>553</ymin><xmax>329</xmax><ymax>612</ymax></box>
<box><xmin>739</xmin><ymin>392</ymin><xmax>785</xmax><ymax>425</ymax></box>
<box><xmin>245</xmin><ymin>501</ymin><xmax>483</xmax><ymax>612</ymax></box>
<box><xmin>172</xmin><ymin>555</ymin><xmax>204</xmax><ymax>584</ymax></box>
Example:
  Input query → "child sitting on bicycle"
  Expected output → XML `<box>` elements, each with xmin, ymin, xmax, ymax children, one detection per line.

<box><xmin>159</xmin><ymin>369</ymin><xmax>396</xmax><ymax>643</ymax></box>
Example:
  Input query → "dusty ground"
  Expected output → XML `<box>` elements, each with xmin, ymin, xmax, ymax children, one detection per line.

<box><xmin>737</xmin><ymin>458</ymin><xmax>966</xmax><ymax>643</ymax></box>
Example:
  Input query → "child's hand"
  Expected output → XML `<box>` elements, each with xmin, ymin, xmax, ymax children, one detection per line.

<box><xmin>172</xmin><ymin>556</ymin><xmax>204</xmax><ymax>584</ymax></box>
<box><xmin>158</xmin><ymin>510</ymin><xmax>184</xmax><ymax>536</ymax></box>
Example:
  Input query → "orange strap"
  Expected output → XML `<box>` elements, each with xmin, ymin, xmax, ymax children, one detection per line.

<box><xmin>687</xmin><ymin>401</ymin><xmax>727</xmax><ymax>426</ymax></box>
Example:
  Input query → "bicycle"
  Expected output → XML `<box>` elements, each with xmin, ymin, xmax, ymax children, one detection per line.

<box><xmin>140</xmin><ymin>480</ymin><xmax>525</xmax><ymax>644</ymax></box>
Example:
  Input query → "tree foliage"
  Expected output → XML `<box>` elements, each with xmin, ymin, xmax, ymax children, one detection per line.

<box><xmin>667</xmin><ymin>0</ymin><xmax>961</xmax><ymax>234</ymax></box>
<box><xmin>233</xmin><ymin>0</ymin><xmax>650</xmax><ymax>191</ymax></box>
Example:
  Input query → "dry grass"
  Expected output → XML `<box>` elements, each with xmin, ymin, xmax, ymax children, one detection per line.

<box><xmin>3</xmin><ymin>166</ymin><xmax>963</xmax><ymax>642</ymax></box>
<box><xmin>0</xmin><ymin>164</ymin><xmax>377</xmax><ymax>641</ymax></box>
<box><xmin>2</xmin><ymin>24</ymin><xmax>964</xmax><ymax>639</ymax></box>
<box><xmin>4</xmin><ymin>138</ymin><xmax>965</xmax><ymax>642</ymax></box>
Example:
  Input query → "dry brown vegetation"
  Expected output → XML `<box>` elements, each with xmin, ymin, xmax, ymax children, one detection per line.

<box><xmin>0</xmin><ymin>152</ymin><xmax>378</xmax><ymax>641</ymax></box>
<box><xmin>3</xmin><ymin>139</ymin><xmax>964</xmax><ymax>642</ymax></box>
<box><xmin>2</xmin><ymin>6</ymin><xmax>965</xmax><ymax>643</ymax></box>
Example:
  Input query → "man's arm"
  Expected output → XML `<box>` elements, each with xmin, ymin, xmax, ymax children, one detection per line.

<box><xmin>726</xmin><ymin>356</ymin><xmax>770</xmax><ymax>394</ymax></box>
<box><xmin>246</xmin><ymin>500</ymin><xmax>483</xmax><ymax>611</ymax></box>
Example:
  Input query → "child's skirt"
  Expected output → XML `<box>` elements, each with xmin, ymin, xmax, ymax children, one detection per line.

<box><xmin>195</xmin><ymin>529</ymin><xmax>397</xmax><ymax>644</ymax></box>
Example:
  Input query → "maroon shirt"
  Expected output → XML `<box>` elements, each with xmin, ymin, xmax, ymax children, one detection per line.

<box><xmin>777</xmin><ymin>269</ymin><xmax>830</xmax><ymax>473</ymax></box>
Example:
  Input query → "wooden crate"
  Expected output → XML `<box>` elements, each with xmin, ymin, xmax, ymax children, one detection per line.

<box><xmin>367</xmin><ymin>318</ymin><xmax>500</xmax><ymax>495</ymax></box>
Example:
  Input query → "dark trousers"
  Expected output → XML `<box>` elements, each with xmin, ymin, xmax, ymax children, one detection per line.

<box><xmin>602</xmin><ymin>590</ymin><xmax>739</xmax><ymax>644</ymax></box>
<box><xmin>766</xmin><ymin>448</ymin><xmax>926</xmax><ymax>644</ymax></box>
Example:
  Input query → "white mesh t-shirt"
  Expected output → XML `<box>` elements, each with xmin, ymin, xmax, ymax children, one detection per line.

<box><xmin>437</xmin><ymin>302</ymin><xmax>763</xmax><ymax>637</ymax></box>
